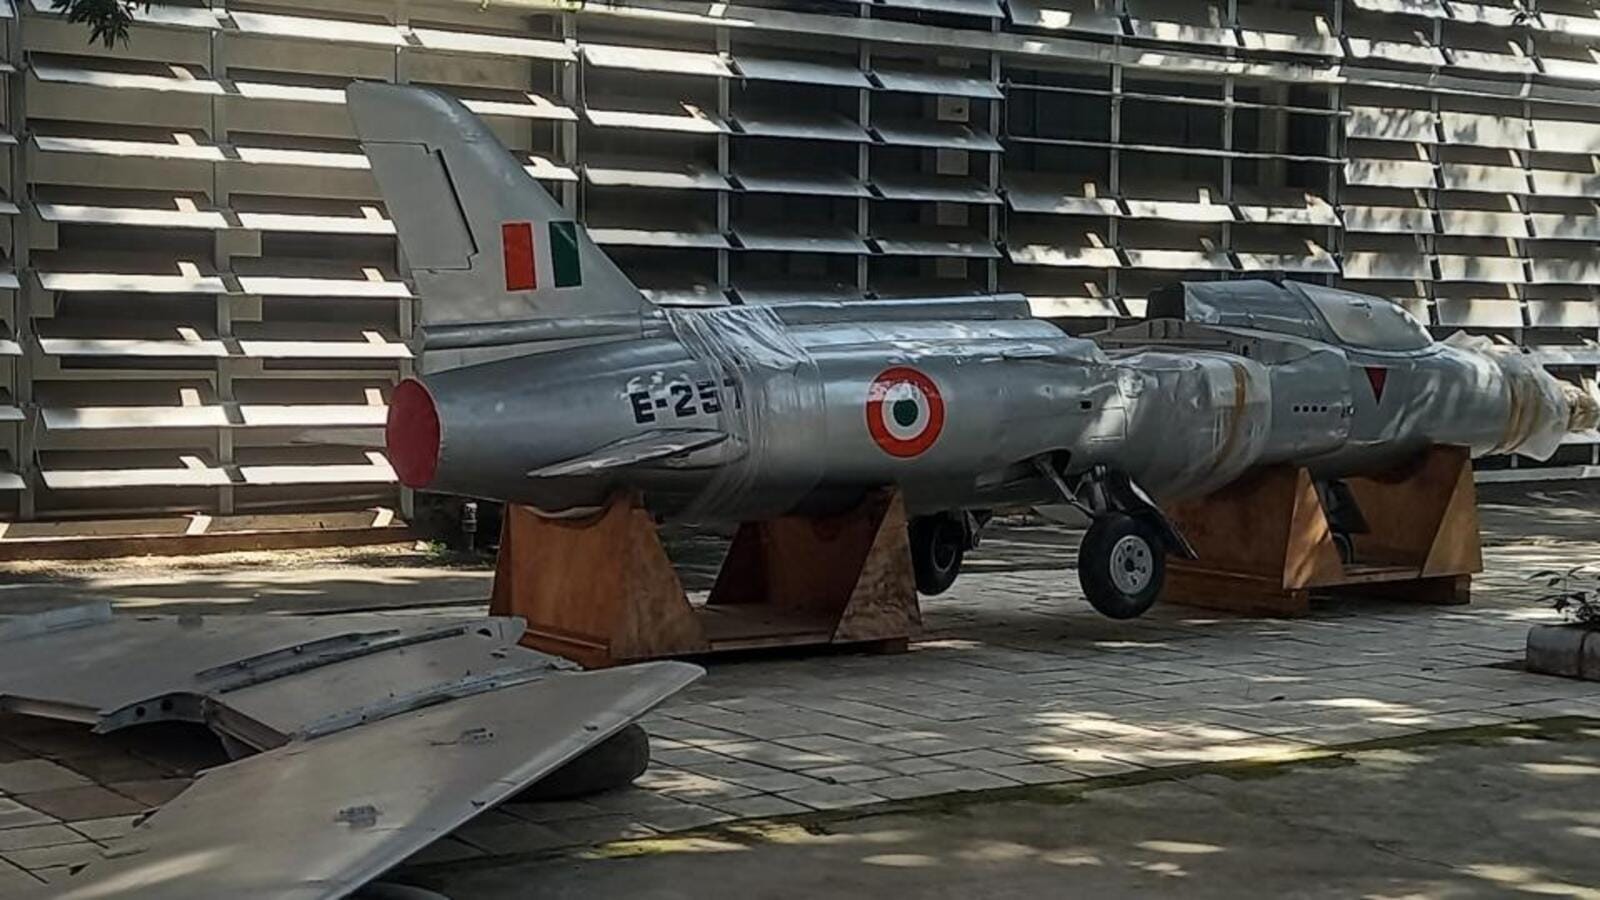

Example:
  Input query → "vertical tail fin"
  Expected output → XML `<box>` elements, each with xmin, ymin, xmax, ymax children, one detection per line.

<box><xmin>345</xmin><ymin>82</ymin><xmax>649</xmax><ymax>326</ymax></box>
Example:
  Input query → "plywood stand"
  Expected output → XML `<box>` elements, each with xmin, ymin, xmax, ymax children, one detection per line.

<box><xmin>490</xmin><ymin>489</ymin><xmax>921</xmax><ymax>667</ymax></box>
<box><xmin>1158</xmin><ymin>444</ymin><xmax>1481</xmax><ymax>616</ymax></box>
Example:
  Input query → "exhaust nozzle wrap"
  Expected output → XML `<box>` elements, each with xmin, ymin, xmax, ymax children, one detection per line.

<box><xmin>1444</xmin><ymin>333</ymin><xmax>1595</xmax><ymax>461</ymax></box>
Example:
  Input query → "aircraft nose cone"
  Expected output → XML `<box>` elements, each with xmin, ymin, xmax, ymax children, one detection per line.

<box><xmin>387</xmin><ymin>378</ymin><xmax>440</xmax><ymax>488</ymax></box>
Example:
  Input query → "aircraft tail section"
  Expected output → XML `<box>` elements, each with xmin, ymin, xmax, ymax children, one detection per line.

<box><xmin>345</xmin><ymin>83</ymin><xmax>649</xmax><ymax>327</ymax></box>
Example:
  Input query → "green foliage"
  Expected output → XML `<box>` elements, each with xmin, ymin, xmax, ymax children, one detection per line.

<box><xmin>1530</xmin><ymin>566</ymin><xmax>1600</xmax><ymax>628</ymax></box>
<box><xmin>52</xmin><ymin>0</ymin><xmax>153</xmax><ymax>48</ymax></box>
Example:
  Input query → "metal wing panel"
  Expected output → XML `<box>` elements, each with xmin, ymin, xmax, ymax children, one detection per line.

<box><xmin>32</xmin><ymin>661</ymin><xmax>703</xmax><ymax>900</ymax></box>
<box><xmin>0</xmin><ymin>611</ymin><xmax>557</xmax><ymax>749</ymax></box>
<box><xmin>0</xmin><ymin>610</ymin><xmax>421</xmax><ymax>724</ymax></box>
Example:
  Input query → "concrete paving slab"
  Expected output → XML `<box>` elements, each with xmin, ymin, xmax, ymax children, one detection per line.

<box><xmin>0</xmin><ymin>858</ymin><xmax>40</xmax><ymax>892</ymax></box>
<box><xmin>31</xmin><ymin>865</ymin><xmax>76</xmax><ymax>884</ymax></box>
<box><xmin>12</xmin><ymin>786</ymin><xmax>146</xmax><ymax>821</ymax></box>
<box><xmin>1</xmin><ymin>840</ymin><xmax>103</xmax><ymax>871</ymax></box>
<box><xmin>539</xmin><ymin>814</ymin><xmax>657</xmax><ymax>846</ymax></box>
<box><xmin>630</xmin><ymin>804</ymin><xmax>738</xmax><ymax>832</ymax></box>
<box><xmin>877</xmin><ymin>757</ymin><xmax>961</xmax><ymax>776</ymax></box>
<box><xmin>805</xmin><ymin>764</ymin><xmax>900</xmax><ymax>784</ymax></box>
<box><xmin>707</xmin><ymin>795</ymin><xmax>812</xmax><ymax>819</ymax></box>
<box><xmin>1</xmin><ymin>489</ymin><xmax>1598</xmax><ymax>885</ymax></box>
<box><xmin>105</xmin><ymin>779</ymin><xmax>189</xmax><ymax>807</ymax></box>
<box><xmin>420</xmin><ymin>725</ymin><xmax>1600</xmax><ymax>899</ymax></box>
<box><xmin>776</xmin><ymin>783</ymin><xmax>892</xmax><ymax>811</ymax></box>
<box><xmin>0</xmin><ymin>824</ymin><xmax>83</xmax><ymax>852</ymax></box>
<box><xmin>452</xmin><ymin>817</ymin><xmax>569</xmax><ymax>856</ymax></box>
<box><xmin>394</xmin><ymin>837</ymin><xmax>483</xmax><ymax>867</ymax></box>
<box><xmin>65</xmin><ymin>816</ymin><xmax>140</xmax><ymax>843</ymax></box>
<box><xmin>0</xmin><ymin>761</ymin><xmax>91</xmax><ymax>794</ymax></box>
<box><xmin>0</xmin><ymin>800</ymin><xmax>54</xmax><ymax>830</ymax></box>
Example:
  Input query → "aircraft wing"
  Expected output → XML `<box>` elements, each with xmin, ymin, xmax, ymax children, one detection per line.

<box><xmin>528</xmin><ymin>428</ymin><xmax>729</xmax><ymax>478</ymax></box>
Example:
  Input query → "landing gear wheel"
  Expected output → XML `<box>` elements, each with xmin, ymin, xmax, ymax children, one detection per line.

<box><xmin>1078</xmin><ymin>513</ymin><xmax>1166</xmax><ymax>620</ymax></box>
<box><xmin>909</xmin><ymin>515</ymin><xmax>966</xmax><ymax>596</ymax></box>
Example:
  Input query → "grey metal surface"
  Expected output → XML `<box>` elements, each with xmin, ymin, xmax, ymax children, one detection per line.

<box><xmin>358</xmin><ymin>87</ymin><xmax>1590</xmax><ymax>528</ymax></box>
<box><xmin>0</xmin><ymin>607</ymin><xmax>569</xmax><ymax>750</ymax></box>
<box><xmin>346</xmin><ymin>83</ymin><xmax>648</xmax><ymax>327</ymax></box>
<box><xmin>530</xmin><ymin>428</ymin><xmax>730</xmax><ymax>478</ymax></box>
<box><xmin>1103</xmin><ymin>282</ymin><xmax>1591</xmax><ymax>477</ymax></box>
<box><xmin>29</xmin><ymin>659</ymin><xmax>701</xmax><ymax>900</ymax></box>
<box><xmin>419</xmin><ymin>314</ymin><xmax>647</xmax><ymax>352</ymax></box>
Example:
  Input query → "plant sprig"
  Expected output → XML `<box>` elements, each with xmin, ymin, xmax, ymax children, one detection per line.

<box><xmin>53</xmin><ymin>0</ymin><xmax>153</xmax><ymax>48</ymax></box>
<box><xmin>1530</xmin><ymin>566</ymin><xmax>1600</xmax><ymax>627</ymax></box>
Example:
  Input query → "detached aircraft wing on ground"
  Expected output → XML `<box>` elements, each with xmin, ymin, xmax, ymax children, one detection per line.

<box><xmin>0</xmin><ymin>604</ymin><xmax>700</xmax><ymax>899</ymax></box>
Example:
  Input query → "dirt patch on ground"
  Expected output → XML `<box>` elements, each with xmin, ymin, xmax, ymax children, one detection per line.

<box><xmin>0</xmin><ymin>541</ymin><xmax>491</xmax><ymax>580</ymax></box>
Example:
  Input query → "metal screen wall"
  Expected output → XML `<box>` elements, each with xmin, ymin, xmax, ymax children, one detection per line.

<box><xmin>3</xmin><ymin>0</ymin><xmax>1597</xmax><ymax>524</ymax></box>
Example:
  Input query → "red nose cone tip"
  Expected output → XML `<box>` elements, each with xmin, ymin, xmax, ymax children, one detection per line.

<box><xmin>387</xmin><ymin>378</ymin><xmax>440</xmax><ymax>488</ymax></box>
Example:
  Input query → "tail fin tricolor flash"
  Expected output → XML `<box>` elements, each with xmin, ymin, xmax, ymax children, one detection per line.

<box><xmin>345</xmin><ymin>83</ymin><xmax>649</xmax><ymax>327</ymax></box>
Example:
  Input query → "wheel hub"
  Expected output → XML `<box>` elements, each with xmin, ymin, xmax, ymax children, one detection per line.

<box><xmin>1108</xmin><ymin>534</ymin><xmax>1154</xmax><ymax>594</ymax></box>
<box><xmin>928</xmin><ymin>520</ymin><xmax>962</xmax><ymax>572</ymax></box>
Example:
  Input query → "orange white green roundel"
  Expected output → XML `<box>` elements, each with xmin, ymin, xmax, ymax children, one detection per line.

<box><xmin>866</xmin><ymin>366</ymin><xmax>946</xmax><ymax>458</ymax></box>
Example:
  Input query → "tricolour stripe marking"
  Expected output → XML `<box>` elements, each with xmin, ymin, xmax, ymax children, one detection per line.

<box><xmin>502</xmin><ymin>221</ymin><xmax>537</xmax><ymax>291</ymax></box>
<box><xmin>550</xmin><ymin>220</ymin><xmax>583</xmax><ymax>288</ymax></box>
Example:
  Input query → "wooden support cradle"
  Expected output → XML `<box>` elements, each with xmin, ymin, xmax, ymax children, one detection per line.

<box><xmin>490</xmin><ymin>488</ymin><xmax>921</xmax><ymax>667</ymax></box>
<box><xmin>1158</xmin><ymin>444</ymin><xmax>1481</xmax><ymax>616</ymax></box>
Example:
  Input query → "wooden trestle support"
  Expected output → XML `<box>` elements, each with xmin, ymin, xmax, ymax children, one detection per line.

<box><xmin>1158</xmin><ymin>444</ymin><xmax>1480</xmax><ymax>616</ymax></box>
<box><xmin>490</xmin><ymin>488</ymin><xmax>921</xmax><ymax>667</ymax></box>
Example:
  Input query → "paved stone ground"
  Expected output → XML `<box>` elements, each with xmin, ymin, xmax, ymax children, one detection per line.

<box><xmin>427</xmin><ymin>721</ymin><xmax>1600</xmax><ymax>899</ymax></box>
<box><xmin>1</xmin><ymin>485</ymin><xmax>1598</xmax><ymax>890</ymax></box>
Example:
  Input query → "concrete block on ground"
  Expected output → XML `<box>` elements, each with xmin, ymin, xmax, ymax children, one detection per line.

<box><xmin>1525</xmin><ymin>625</ymin><xmax>1596</xmax><ymax>679</ymax></box>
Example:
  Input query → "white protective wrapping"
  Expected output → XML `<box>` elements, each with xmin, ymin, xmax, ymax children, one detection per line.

<box><xmin>1109</xmin><ymin>349</ymin><xmax>1274</xmax><ymax>499</ymax></box>
<box><xmin>665</xmin><ymin>306</ymin><xmax>822</xmax><ymax>520</ymax></box>
<box><xmin>1444</xmin><ymin>333</ymin><xmax>1593</xmax><ymax>461</ymax></box>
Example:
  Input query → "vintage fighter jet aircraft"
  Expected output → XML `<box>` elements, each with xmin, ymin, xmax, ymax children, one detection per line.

<box><xmin>351</xmin><ymin>84</ymin><xmax>1594</xmax><ymax>620</ymax></box>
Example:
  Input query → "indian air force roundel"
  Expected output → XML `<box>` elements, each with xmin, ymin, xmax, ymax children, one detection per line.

<box><xmin>866</xmin><ymin>366</ymin><xmax>946</xmax><ymax>458</ymax></box>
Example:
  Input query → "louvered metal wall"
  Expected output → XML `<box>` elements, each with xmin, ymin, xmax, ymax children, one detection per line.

<box><xmin>2</xmin><ymin>0</ymin><xmax>1597</xmax><ymax>527</ymax></box>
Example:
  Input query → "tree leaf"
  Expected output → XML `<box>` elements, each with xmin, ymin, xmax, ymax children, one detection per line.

<box><xmin>52</xmin><ymin>0</ymin><xmax>152</xmax><ymax>49</ymax></box>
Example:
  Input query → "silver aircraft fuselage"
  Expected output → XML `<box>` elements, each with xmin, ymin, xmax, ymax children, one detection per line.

<box><xmin>402</xmin><ymin>302</ymin><xmax>1122</xmax><ymax>520</ymax></box>
<box><xmin>351</xmin><ymin>82</ymin><xmax>1594</xmax><ymax>617</ymax></box>
<box><xmin>395</xmin><ymin>287</ymin><xmax>1570</xmax><ymax>523</ymax></box>
<box><xmin>348</xmin><ymin>83</ymin><xmax>1587</xmax><ymax>526</ymax></box>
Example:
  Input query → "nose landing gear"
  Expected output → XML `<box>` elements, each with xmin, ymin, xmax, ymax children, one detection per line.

<box><xmin>1034</xmin><ymin>457</ymin><xmax>1194</xmax><ymax>620</ymax></box>
<box><xmin>1078</xmin><ymin>512</ymin><xmax>1167</xmax><ymax>619</ymax></box>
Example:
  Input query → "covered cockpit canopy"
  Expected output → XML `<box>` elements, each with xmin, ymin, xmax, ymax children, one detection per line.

<box><xmin>1148</xmin><ymin>280</ymin><xmax>1432</xmax><ymax>353</ymax></box>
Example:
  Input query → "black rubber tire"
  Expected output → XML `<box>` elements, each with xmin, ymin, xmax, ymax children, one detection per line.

<box><xmin>909</xmin><ymin>515</ymin><xmax>965</xmax><ymax>596</ymax></box>
<box><xmin>1332</xmin><ymin>531</ymin><xmax>1355</xmax><ymax>565</ymax></box>
<box><xmin>1078</xmin><ymin>513</ymin><xmax>1165</xmax><ymax>620</ymax></box>
<box><xmin>516</xmin><ymin>723</ymin><xmax>651</xmax><ymax>802</ymax></box>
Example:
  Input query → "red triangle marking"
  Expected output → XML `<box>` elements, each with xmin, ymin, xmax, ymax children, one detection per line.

<box><xmin>1365</xmin><ymin>366</ymin><xmax>1388</xmax><ymax>404</ymax></box>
